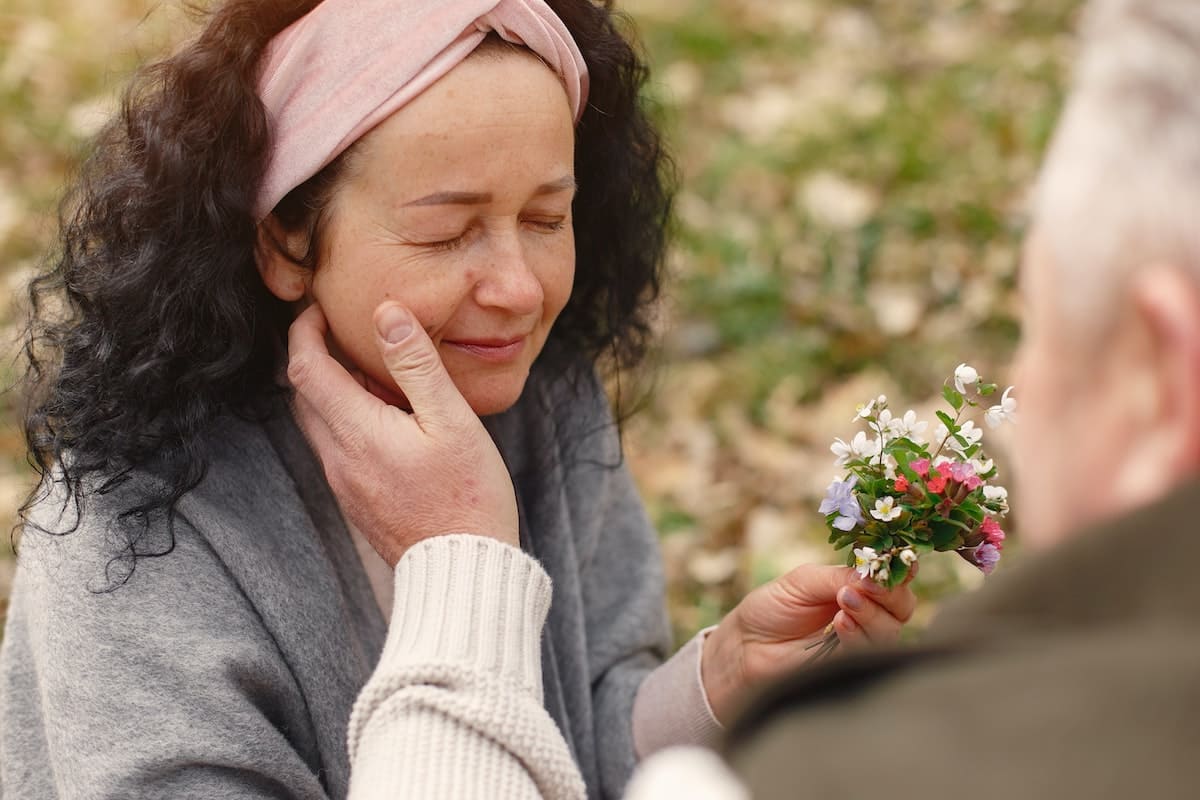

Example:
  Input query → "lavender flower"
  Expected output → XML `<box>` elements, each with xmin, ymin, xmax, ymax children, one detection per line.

<box><xmin>820</xmin><ymin>475</ymin><xmax>865</xmax><ymax>531</ymax></box>
<box><xmin>967</xmin><ymin>543</ymin><xmax>1002</xmax><ymax>574</ymax></box>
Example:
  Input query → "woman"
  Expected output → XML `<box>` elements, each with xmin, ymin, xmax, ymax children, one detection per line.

<box><xmin>0</xmin><ymin>1</ymin><xmax>914</xmax><ymax>798</ymax></box>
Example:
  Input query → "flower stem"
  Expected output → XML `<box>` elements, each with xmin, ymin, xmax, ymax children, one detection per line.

<box><xmin>804</xmin><ymin>623</ymin><xmax>841</xmax><ymax>662</ymax></box>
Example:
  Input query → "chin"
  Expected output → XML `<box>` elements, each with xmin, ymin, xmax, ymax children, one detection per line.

<box><xmin>464</xmin><ymin>389</ymin><xmax>525</xmax><ymax>417</ymax></box>
<box><xmin>458</xmin><ymin>373</ymin><xmax>531</xmax><ymax>418</ymax></box>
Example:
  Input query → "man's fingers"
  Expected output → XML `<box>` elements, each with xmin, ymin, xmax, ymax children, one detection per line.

<box><xmin>835</xmin><ymin>587</ymin><xmax>903</xmax><ymax>645</ymax></box>
<box><xmin>853</xmin><ymin>574</ymin><xmax>918</xmax><ymax>622</ymax></box>
<box><xmin>287</xmin><ymin>302</ymin><xmax>385</xmax><ymax>447</ymax></box>
<box><xmin>774</xmin><ymin>564</ymin><xmax>855</xmax><ymax>607</ymax></box>
<box><xmin>374</xmin><ymin>303</ymin><xmax>473</xmax><ymax>432</ymax></box>
<box><xmin>287</xmin><ymin>301</ymin><xmax>331</xmax><ymax>360</ymax></box>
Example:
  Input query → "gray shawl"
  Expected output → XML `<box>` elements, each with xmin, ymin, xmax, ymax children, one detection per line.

<box><xmin>0</xmin><ymin>368</ymin><xmax>671</xmax><ymax>799</ymax></box>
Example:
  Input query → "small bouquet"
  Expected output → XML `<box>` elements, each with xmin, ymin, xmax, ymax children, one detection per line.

<box><xmin>810</xmin><ymin>363</ymin><xmax>1016</xmax><ymax>658</ymax></box>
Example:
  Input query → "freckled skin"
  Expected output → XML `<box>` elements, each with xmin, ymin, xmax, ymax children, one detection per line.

<box><xmin>293</xmin><ymin>53</ymin><xmax>578</xmax><ymax>417</ymax></box>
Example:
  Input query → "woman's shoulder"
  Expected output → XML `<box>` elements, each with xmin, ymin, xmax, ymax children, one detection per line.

<box><xmin>16</xmin><ymin>411</ymin><xmax>286</xmax><ymax>586</ymax></box>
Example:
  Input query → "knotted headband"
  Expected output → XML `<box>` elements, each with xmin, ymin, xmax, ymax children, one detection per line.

<box><xmin>254</xmin><ymin>0</ymin><xmax>590</xmax><ymax>221</ymax></box>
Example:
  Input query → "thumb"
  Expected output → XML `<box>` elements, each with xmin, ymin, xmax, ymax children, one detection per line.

<box><xmin>375</xmin><ymin>302</ymin><xmax>472</xmax><ymax>430</ymax></box>
<box><xmin>774</xmin><ymin>564</ymin><xmax>855</xmax><ymax>608</ymax></box>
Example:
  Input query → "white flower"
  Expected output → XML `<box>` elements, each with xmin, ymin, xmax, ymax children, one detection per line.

<box><xmin>870</xmin><ymin>496</ymin><xmax>903</xmax><ymax>522</ymax></box>
<box><xmin>984</xmin><ymin>386</ymin><xmax>1018</xmax><ymax>428</ymax></box>
<box><xmin>854</xmin><ymin>398</ymin><xmax>877</xmax><ymax>421</ymax></box>
<box><xmin>873</xmin><ymin>410</ymin><xmax>895</xmax><ymax>448</ymax></box>
<box><xmin>983</xmin><ymin>485</ymin><xmax>1008</xmax><ymax>502</ymax></box>
<box><xmin>899</xmin><ymin>548</ymin><xmax>918</xmax><ymax>566</ymax></box>
<box><xmin>831</xmin><ymin>431</ymin><xmax>881</xmax><ymax>466</ymax></box>
<box><xmin>887</xmin><ymin>409</ymin><xmax>929</xmax><ymax>443</ymax></box>
<box><xmin>983</xmin><ymin>485</ymin><xmax>1010</xmax><ymax>513</ymax></box>
<box><xmin>877</xmin><ymin>394</ymin><xmax>888</xmax><ymax>407</ymax></box>
<box><xmin>959</xmin><ymin>420</ymin><xmax>983</xmax><ymax>447</ymax></box>
<box><xmin>853</xmin><ymin>547</ymin><xmax>894</xmax><ymax>580</ymax></box>
<box><xmin>853</xmin><ymin>546</ymin><xmax>879</xmax><ymax>579</ymax></box>
<box><xmin>954</xmin><ymin>363</ymin><xmax>980</xmax><ymax>394</ymax></box>
<box><xmin>881</xmin><ymin>453</ymin><xmax>898</xmax><ymax>479</ymax></box>
<box><xmin>970</xmin><ymin>458</ymin><xmax>995</xmax><ymax>476</ymax></box>
<box><xmin>933</xmin><ymin>453</ymin><xmax>955</xmax><ymax>469</ymax></box>
<box><xmin>937</xmin><ymin>420</ymin><xmax>983</xmax><ymax>454</ymax></box>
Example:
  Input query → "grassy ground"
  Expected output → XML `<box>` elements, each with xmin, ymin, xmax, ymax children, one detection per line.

<box><xmin>0</xmin><ymin>0</ymin><xmax>1082</xmax><ymax>635</ymax></box>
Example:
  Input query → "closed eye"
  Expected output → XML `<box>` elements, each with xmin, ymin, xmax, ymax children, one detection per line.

<box><xmin>426</xmin><ymin>233</ymin><xmax>469</xmax><ymax>252</ymax></box>
<box><xmin>414</xmin><ymin>226</ymin><xmax>476</xmax><ymax>252</ymax></box>
<box><xmin>525</xmin><ymin>217</ymin><xmax>569</xmax><ymax>233</ymax></box>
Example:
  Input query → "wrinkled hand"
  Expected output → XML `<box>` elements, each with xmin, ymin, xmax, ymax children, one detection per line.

<box><xmin>287</xmin><ymin>301</ymin><xmax>519</xmax><ymax>566</ymax></box>
<box><xmin>701</xmin><ymin>565</ymin><xmax>916</xmax><ymax>723</ymax></box>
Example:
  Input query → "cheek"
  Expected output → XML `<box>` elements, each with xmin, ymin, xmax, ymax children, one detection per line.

<box><xmin>310</xmin><ymin>251</ymin><xmax>464</xmax><ymax>374</ymax></box>
<box><xmin>539</xmin><ymin>234</ymin><xmax>576</xmax><ymax>320</ymax></box>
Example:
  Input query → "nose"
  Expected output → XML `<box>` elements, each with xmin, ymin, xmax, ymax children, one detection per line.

<box><xmin>473</xmin><ymin>235</ymin><xmax>544</xmax><ymax>317</ymax></box>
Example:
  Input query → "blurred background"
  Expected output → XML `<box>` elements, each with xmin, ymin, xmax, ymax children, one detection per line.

<box><xmin>0</xmin><ymin>0</ymin><xmax>1082</xmax><ymax>639</ymax></box>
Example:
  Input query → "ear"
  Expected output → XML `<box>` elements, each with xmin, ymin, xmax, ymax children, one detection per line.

<box><xmin>1115</xmin><ymin>266</ymin><xmax>1200</xmax><ymax>499</ymax></box>
<box><xmin>255</xmin><ymin>215</ymin><xmax>309</xmax><ymax>302</ymax></box>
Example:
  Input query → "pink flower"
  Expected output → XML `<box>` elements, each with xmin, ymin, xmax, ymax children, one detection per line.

<box><xmin>926</xmin><ymin>474</ymin><xmax>948</xmax><ymax>494</ymax></box>
<box><xmin>945</xmin><ymin>461</ymin><xmax>982</xmax><ymax>490</ymax></box>
<box><xmin>894</xmin><ymin>476</ymin><xmax>909</xmax><ymax>492</ymax></box>
<box><xmin>910</xmin><ymin>458</ymin><xmax>931</xmax><ymax>477</ymax></box>
<box><xmin>946</xmin><ymin>461</ymin><xmax>973</xmax><ymax>482</ymax></box>
<box><xmin>981</xmin><ymin>516</ymin><xmax>1006</xmax><ymax>547</ymax></box>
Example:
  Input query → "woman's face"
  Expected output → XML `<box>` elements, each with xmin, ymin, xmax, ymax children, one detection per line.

<box><xmin>299</xmin><ymin>51</ymin><xmax>577</xmax><ymax>416</ymax></box>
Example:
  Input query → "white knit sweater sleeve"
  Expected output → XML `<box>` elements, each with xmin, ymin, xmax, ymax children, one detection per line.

<box><xmin>346</xmin><ymin>535</ymin><xmax>586</xmax><ymax>800</ymax></box>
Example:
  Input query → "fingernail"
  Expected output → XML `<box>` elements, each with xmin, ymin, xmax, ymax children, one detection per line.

<box><xmin>858</xmin><ymin>576</ymin><xmax>885</xmax><ymax>595</ymax></box>
<box><xmin>377</xmin><ymin>305</ymin><xmax>412</xmax><ymax>344</ymax></box>
<box><xmin>839</xmin><ymin>612</ymin><xmax>858</xmax><ymax>633</ymax></box>
<box><xmin>841</xmin><ymin>588</ymin><xmax>864</xmax><ymax>611</ymax></box>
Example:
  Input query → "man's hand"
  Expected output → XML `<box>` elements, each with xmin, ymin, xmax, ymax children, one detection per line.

<box><xmin>701</xmin><ymin>565</ymin><xmax>917</xmax><ymax>723</ymax></box>
<box><xmin>287</xmin><ymin>301</ymin><xmax>520</xmax><ymax>566</ymax></box>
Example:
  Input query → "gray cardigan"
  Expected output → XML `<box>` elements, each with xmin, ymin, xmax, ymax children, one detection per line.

<box><xmin>0</xmin><ymin>368</ymin><xmax>672</xmax><ymax>800</ymax></box>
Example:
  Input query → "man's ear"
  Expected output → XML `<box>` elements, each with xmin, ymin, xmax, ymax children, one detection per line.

<box><xmin>255</xmin><ymin>216</ymin><xmax>309</xmax><ymax>302</ymax></box>
<box><xmin>1124</xmin><ymin>265</ymin><xmax>1200</xmax><ymax>480</ymax></box>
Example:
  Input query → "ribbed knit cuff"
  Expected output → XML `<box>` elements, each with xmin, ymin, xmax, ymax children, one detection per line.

<box><xmin>381</xmin><ymin>535</ymin><xmax>553</xmax><ymax>700</ymax></box>
<box><xmin>631</xmin><ymin>626</ymin><xmax>724</xmax><ymax>757</ymax></box>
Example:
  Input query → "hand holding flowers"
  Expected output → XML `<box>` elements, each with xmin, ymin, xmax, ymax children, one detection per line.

<box><xmin>810</xmin><ymin>364</ymin><xmax>1017</xmax><ymax>657</ymax></box>
<box><xmin>700</xmin><ymin>562</ymin><xmax>917</xmax><ymax>723</ymax></box>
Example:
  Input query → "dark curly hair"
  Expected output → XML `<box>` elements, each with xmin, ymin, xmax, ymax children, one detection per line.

<box><xmin>18</xmin><ymin>0</ymin><xmax>673</xmax><ymax>582</ymax></box>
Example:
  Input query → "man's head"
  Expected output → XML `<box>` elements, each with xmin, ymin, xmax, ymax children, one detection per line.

<box><xmin>1014</xmin><ymin>0</ymin><xmax>1200</xmax><ymax>548</ymax></box>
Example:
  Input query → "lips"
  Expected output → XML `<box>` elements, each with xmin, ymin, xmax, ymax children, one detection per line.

<box><xmin>443</xmin><ymin>336</ymin><xmax>528</xmax><ymax>363</ymax></box>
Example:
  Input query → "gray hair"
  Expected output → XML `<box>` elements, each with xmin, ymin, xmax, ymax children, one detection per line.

<box><xmin>1033</xmin><ymin>0</ymin><xmax>1200</xmax><ymax>321</ymax></box>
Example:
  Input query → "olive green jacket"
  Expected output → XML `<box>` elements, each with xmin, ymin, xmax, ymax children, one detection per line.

<box><xmin>724</xmin><ymin>480</ymin><xmax>1200</xmax><ymax>799</ymax></box>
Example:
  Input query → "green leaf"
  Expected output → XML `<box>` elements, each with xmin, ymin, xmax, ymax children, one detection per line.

<box><xmin>980</xmin><ymin>383</ymin><xmax>998</xmax><ymax>397</ymax></box>
<box><xmin>958</xmin><ymin>500</ymin><xmax>985</xmax><ymax>522</ymax></box>
<box><xmin>936</xmin><ymin>410</ymin><xmax>957</xmax><ymax>431</ymax></box>
<box><xmin>931</xmin><ymin>522</ymin><xmax>963</xmax><ymax>550</ymax></box>
<box><xmin>888</xmin><ymin>437</ymin><xmax>927</xmax><ymax>455</ymax></box>
<box><xmin>887</xmin><ymin>558</ymin><xmax>910</xmax><ymax>587</ymax></box>
<box><xmin>942</xmin><ymin>385</ymin><xmax>964</xmax><ymax>411</ymax></box>
<box><xmin>833</xmin><ymin>533</ymin><xmax>858</xmax><ymax>550</ymax></box>
<box><xmin>845</xmin><ymin>550</ymin><xmax>857</xmax><ymax>568</ymax></box>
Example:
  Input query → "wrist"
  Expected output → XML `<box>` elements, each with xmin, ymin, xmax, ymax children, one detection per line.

<box><xmin>700</xmin><ymin>612</ymin><xmax>744</xmax><ymax>725</ymax></box>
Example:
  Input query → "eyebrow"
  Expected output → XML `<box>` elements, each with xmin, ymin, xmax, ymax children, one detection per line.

<box><xmin>404</xmin><ymin>175</ymin><xmax>577</xmax><ymax>207</ymax></box>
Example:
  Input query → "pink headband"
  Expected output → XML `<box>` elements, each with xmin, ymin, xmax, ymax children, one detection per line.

<box><xmin>254</xmin><ymin>0</ymin><xmax>590</xmax><ymax>221</ymax></box>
